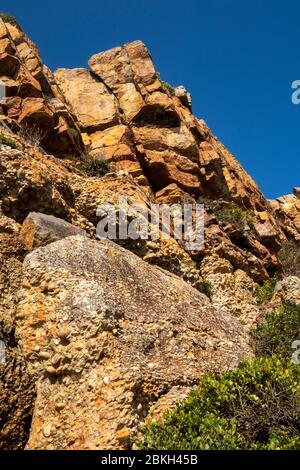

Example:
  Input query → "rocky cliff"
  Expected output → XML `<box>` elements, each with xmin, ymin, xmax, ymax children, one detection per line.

<box><xmin>0</xmin><ymin>14</ymin><xmax>299</xmax><ymax>449</ymax></box>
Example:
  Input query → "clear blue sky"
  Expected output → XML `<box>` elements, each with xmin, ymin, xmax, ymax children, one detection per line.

<box><xmin>2</xmin><ymin>0</ymin><xmax>300</xmax><ymax>199</ymax></box>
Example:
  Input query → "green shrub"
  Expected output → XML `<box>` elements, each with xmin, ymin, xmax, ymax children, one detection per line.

<box><xmin>137</xmin><ymin>356</ymin><xmax>300</xmax><ymax>450</ymax></box>
<box><xmin>79</xmin><ymin>155</ymin><xmax>111</xmax><ymax>177</ymax></box>
<box><xmin>255</xmin><ymin>275</ymin><xmax>277</xmax><ymax>304</ymax></box>
<box><xmin>278</xmin><ymin>240</ymin><xmax>300</xmax><ymax>277</ymax></box>
<box><xmin>198</xmin><ymin>279</ymin><xmax>212</xmax><ymax>299</ymax></box>
<box><xmin>157</xmin><ymin>73</ymin><xmax>175</xmax><ymax>95</ymax></box>
<box><xmin>252</xmin><ymin>302</ymin><xmax>300</xmax><ymax>358</ymax></box>
<box><xmin>215</xmin><ymin>207</ymin><xmax>254</xmax><ymax>230</ymax></box>
<box><xmin>162</xmin><ymin>81</ymin><xmax>175</xmax><ymax>95</ymax></box>
<box><xmin>0</xmin><ymin>133</ymin><xmax>18</xmax><ymax>149</ymax></box>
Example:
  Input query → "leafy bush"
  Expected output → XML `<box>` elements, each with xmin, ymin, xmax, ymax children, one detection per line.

<box><xmin>278</xmin><ymin>240</ymin><xmax>300</xmax><ymax>277</ymax></box>
<box><xmin>137</xmin><ymin>356</ymin><xmax>300</xmax><ymax>450</ymax></box>
<box><xmin>79</xmin><ymin>155</ymin><xmax>111</xmax><ymax>177</ymax></box>
<box><xmin>255</xmin><ymin>275</ymin><xmax>277</xmax><ymax>304</ymax></box>
<box><xmin>252</xmin><ymin>302</ymin><xmax>300</xmax><ymax>358</ymax></box>
<box><xmin>0</xmin><ymin>133</ymin><xmax>18</xmax><ymax>149</ymax></box>
<box><xmin>215</xmin><ymin>207</ymin><xmax>254</xmax><ymax>230</ymax></box>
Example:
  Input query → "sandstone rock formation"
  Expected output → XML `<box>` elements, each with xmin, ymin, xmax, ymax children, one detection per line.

<box><xmin>19</xmin><ymin>212</ymin><xmax>88</xmax><ymax>251</ymax></box>
<box><xmin>0</xmin><ymin>14</ymin><xmax>299</xmax><ymax>450</ymax></box>
<box><xmin>16</xmin><ymin>236</ymin><xmax>249</xmax><ymax>449</ymax></box>
<box><xmin>0</xmin><ymin>16</ymin><xmax>84</xmax><ymax>156</ymax></box>
<box><xmin>269</xmin><ymin>188</ymin><xmax>300</xmax><ymax>242</ymax></box>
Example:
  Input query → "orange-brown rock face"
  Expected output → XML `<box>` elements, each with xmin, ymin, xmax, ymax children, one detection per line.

<box><xmin>54</xmin><ymin>39</ymin><xmax>285</xmax><ymax>279</ymax></box>
<box><xmin>269</xmin><ymin>189</ymin><xmax>300</xmax><ymax>242</ymax></box>
<box><xmin>0</xmin><ymin>17</ymin><xmax>84</xmax><ymax>156</ymax></box>
<box><xmin>1</xmin><ymin>19</ymin><xmax>300</xmax><ymax>451</ymax></box>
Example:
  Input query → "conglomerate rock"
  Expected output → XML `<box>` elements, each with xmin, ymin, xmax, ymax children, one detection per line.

<box><xmin>16</xmin><ymin>235</ymin><xmax>250</xmax><ymax>449</ymax></box>
<box><xmin>0</xmin><ymin>227</ymin><xmax>35</xmax><ymax>449</ymax></box>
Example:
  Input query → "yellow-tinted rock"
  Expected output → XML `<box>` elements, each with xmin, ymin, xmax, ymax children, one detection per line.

<box><xmin>55</xmin><ymin>68</ymin><xmax>120</xmax><ymax>131</ymax></box>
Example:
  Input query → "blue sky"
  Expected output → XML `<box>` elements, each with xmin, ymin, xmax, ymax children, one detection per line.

<box><xmin>1</xmin><ymin>0</ymin><xmax>300</xmax><ymax>198</ymax></box>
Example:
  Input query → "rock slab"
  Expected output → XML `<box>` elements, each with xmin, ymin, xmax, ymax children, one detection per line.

<box><xmin>17</xmin><ymin>236</ymin><xmax>249</xmax><ymax>449</ymax></box>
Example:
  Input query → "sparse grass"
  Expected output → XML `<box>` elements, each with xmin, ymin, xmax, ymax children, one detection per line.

<box><xmin>162</xmin><ymin>81</ymin><xmax>175</xmax><ymax>95</ymax></box>
<box><xmin>278</xmin><ymin>239</ymin><xmax>300</xmax><ymax>277</ymax></box>
<box><xmin>0</xmin><ymin>13</ymin><xmax>23</xmax><ymax>29</ymax></box>
<box><xmin>255</xmin><ymin>275</ymin><xmax>278</xmax><ymax>304</ymax></box>
<box><xmin>215</xmin><ymin>206</ymin><xmax>254</xmax><ymax>230</ymax></box>
<box><xmin>15</xmin><ymin>33</ymin><xmax>25</xmax><ymax>45</ymax></box>
<box><xmin>18</xmin><ymin>124</ymin><xmax>45</xmax><ymax>149</ymax></box>
<box><xmin>79</xmin><ymin>155</ymin><xmax>111</xmax><ymax>177</ymax></box>
<box><xmin>68</xmin><ymin>128</ymin><xmax>82</xmax><ymax>145</ymax></box>
<box><xmin>0</xmin><ymin>133</ymin><xmax>18</xmax><ymax>149</ymax></box>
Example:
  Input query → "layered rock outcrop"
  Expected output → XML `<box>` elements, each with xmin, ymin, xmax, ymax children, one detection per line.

<box><xmin>0</xmin><ymin>14</ymin><xmax>299</xmax><ymax>450</ymax></box>
<box><xmin>0</xmin><ymin>16</ymin><xmax>84</xmax><ymax>156</ymax></box>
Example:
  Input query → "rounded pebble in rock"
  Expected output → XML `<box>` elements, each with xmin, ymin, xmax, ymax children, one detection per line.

<box><xmin>39</xmin><ymin>351</ymin><xmax>51</xmax><ymax>359</ymax></box>
<box><xmin>103</xmin><ymin>376</ymin><xmax>110</xmax><ymax>385</ymax></box>
<box><xmin>46</xmin><ymin>366</ymin><xmax>57</xmax><ymax>375</ymax></box>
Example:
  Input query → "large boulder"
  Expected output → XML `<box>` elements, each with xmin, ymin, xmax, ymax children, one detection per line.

<box><xmin>19</xmin><ymin>212</ymin><xmax>88</xmax><ymax>251</ymax></box>
<box><xmin>16</xmin><ymin>235</ymin><xmax>250</xmax><ymax>449</ymax></box>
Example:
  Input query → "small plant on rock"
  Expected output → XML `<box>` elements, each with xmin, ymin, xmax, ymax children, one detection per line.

<box><xmin>215</xmin><ymin>207</ymin><xmax>254</xmax><ymax>230</ymax></box>
<box><xmin>79</xmin><ymin>155</ymin><xmax>111</xmax><ymax>177</ymax></box>
<box><xmin>278</xmin><ymin>239</ymin><xmax>300</xmax><ymax>277</ymax></box>
<box><xmin>157</xmin><ymin>72</ymin><xmax>175</xmax><ymax>95</ymax></box>
<box><xmin>198</xmin><ymin>279</ymin><xmax>212</xmax><ymax>299</ymax></box>
<box><xmin>255</xmin><ymin>275</ymin><xmax>278</xmax><ymax>304</ymax></box>
<box><xmin>0</xmin><ymin>133</ymin><xmax>18</xmax><ymax>149</ymax></box>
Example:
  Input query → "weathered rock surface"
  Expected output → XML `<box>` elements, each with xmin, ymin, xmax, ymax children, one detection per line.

<box><xmin>16</xmin><ymin>236</ymin><xmax>249</xmax><ymax>449</ymax></box>
<box><xmin>54</xmin><ymin>68</ymin><xmax>121</xmax><ymax>132</ymax></box>
<box><xmin>19</xmin><ymin>212</ymin><xmax>88</xmax><ymax>251</ymax></box>
<box><xmin>270</xmin><ymin>276</ymin><xmax>300</xmax><ymax>308</ymax></box>
<box><xmin>269</xmin><ymin>189</ymin><xmax>300</xmax><ymax>242</ymax></box>
<box><xmin>0</xmin><ymin>228</ymin><xmax>35</xmax><ymax>449</ymax></box>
